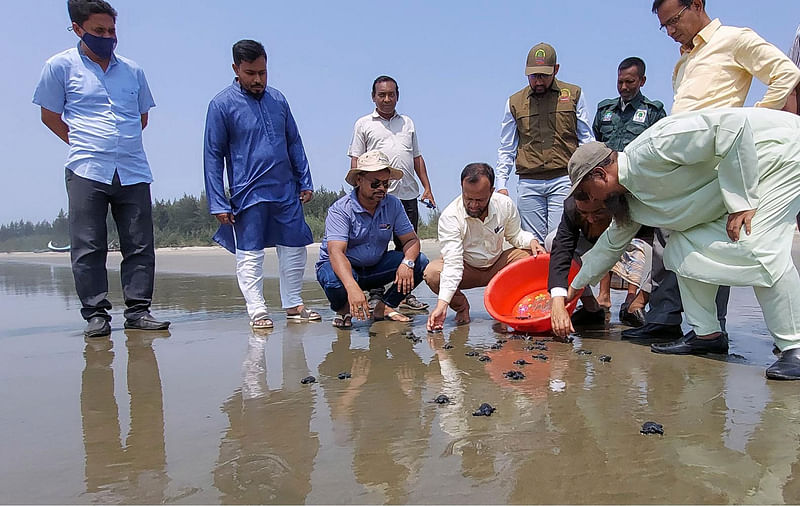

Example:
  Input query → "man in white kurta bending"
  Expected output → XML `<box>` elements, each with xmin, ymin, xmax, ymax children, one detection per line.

<box><xmin>562</xmin><ymin>108</ymin><xmax>800</xmax><ymax>380</ymax></box>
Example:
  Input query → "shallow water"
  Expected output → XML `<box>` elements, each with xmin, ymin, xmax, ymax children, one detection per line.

<box><xmin>1</xmin><ymin>260</ymin><xmax>799</xmax><ymax>504</ymax></box>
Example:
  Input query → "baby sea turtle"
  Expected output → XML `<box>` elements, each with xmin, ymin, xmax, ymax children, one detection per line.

<box><xmin>443</xmin><ymin>343</ymin><xmax>454</xmax><ymax>350</ymax></box>
<box><xmin>598</xmin><ymin>355</ymin><xmax>612</xmax><ymax>362</ymax></box>
<box><xmin>300</xmin><ymin>376</ymin><xmax>316</xmax><ymax>384</ymax></box>
<box><xmin>504</xmin><ymin>370</ymin><xmax>526</xmax><ymax>380</ymax></box>
<box><xmin>534</xmin><ymin>340</ymin><xmax>549</xmax><ymax>346</ymax></box>
<box><xmin>513</xmin><ymin>358</ymin><xmax>531</xmax><ymax>366</ymax></box>
<box><xmin>531</xmin><ymin>354</ymin><xmax>549</xmax><ymax>361</ymax></box>
<box><xmin>337</xmin><ymin>372</ymin><xmax>351</xmax><ymax>380</ymax></box>
<box><xmin>433</xmin><ymin>394</ymin><xmax>451</xmax><ymax>404</ymax></box>
<box><xmin>465</xmin><ymin>351</ymin><xmax>480</xmax><ymax>357</ymax></box>
<box><xmin>478</xmin><ymin>355</ymin><xmax>492</xmax><ymax>362</ymax></box>
<box><xmin>472</xmin><ymin>403</ymin><xmax>496</xmax><ymax>416</ymax></box>
<box><xmin>525</xmin><ymin>344</ymin><xmax>548</xmax><ymax>351</ymax></box>
<box><xmin>575</xmin><ymin>349</ymin><xmax>592</xmax><ymax>355</ymax></box>
<box><xmin>640</xmin><ymin>421</ymin><xmax>664</xmax><ymax>435</ymax></box>
<box><xmin>490</xmin><ymin>343</ymin><xmax>503</xmax><ymax>350</ymax></box>
<box><xmin>496</xmin><ymin>339</ymin><xmax>508</xmax><ymax>344</ymax></box>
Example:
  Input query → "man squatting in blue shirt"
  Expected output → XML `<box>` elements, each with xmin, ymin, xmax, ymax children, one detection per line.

<box><xmin>33</xmin><ymin>0</ymin><xmax>170</xmax><ymax>338</ymax></box>
<box><xmin>204</xmin><ymin>40</ymin><xmax>321</xmax><ymax>330</ymax></box>
<box><xmin>316</xmin><ymin>151</ymin><xmax>429</xmax><ymax>329</ymax></box>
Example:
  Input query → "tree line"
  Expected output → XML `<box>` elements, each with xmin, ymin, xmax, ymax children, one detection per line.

<box><xmin>0</xmin><ymin>188</ymin><xmax>438</xmax><ymax>252</ymax></box>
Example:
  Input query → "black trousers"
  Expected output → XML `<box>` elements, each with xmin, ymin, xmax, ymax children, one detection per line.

<box><xmin>393</xmin><ymin>198</ymin><xmax>419</xmax><ymax>251</ymax></box>
<box><xmin>646</xmin><ymin>228</ymin><xmax>729</xmax><ymax>330</ymax></box>
<box><xmin>66</xmin><ymin>169</ymin><xmax>155</xmax><ymax>321</ymax></box>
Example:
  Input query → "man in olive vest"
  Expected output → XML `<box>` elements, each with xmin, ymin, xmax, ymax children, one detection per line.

<box><xmin>496</xmin><ymin>42</ymin><xmax>595</xmax><ymax>242</ymax></box>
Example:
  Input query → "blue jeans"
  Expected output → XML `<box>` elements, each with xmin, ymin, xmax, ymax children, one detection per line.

<box><xmin>316</xmin><ymin>251</ymin><xmax>429</xmax><ymax>312</ymax></box>
<box><xmin>517</xmin><ymin>175</ymin><xmax>570</xmax><ymax>242</ymax></box>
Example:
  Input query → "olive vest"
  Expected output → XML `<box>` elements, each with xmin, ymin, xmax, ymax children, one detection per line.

<box><xmin>508</xmin><ymin>79</ymin><xmax>581</xmax><ymax>179</ymax></box>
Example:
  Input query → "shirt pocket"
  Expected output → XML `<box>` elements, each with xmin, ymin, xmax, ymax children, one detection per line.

<box><xmin>395</xmin><ymin>131</ymin><xmax>414</xmax><ymax>152</ymax></box>
<box><xmin>625</xmin><ymin>120</ymin><xmax>648</xmax><ymax>137</ymax></box>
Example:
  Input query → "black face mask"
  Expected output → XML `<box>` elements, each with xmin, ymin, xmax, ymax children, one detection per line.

<box><xmin>81</xmin><ymin>31</ymin><xmax>116</xmax><ymax>60</ymax></box>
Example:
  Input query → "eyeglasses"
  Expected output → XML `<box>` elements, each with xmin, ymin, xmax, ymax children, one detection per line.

<box><xmin>659</xmin><ymin>5</ymin><xmax>688</xmax><ymax>31</ymax></box>
<box><xmin>366</xmin><ymin>177</ymin><xmax>390</xmax><ymax>189</ymax></box>
<box><xmin>529</xmin><ymin>73</ymin><xmax>552</xmax><ymax>81</ymax></box>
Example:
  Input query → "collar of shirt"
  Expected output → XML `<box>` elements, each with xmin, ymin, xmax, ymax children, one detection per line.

<box><xmin>76</xmin><ymin>40</ymin><xmax>118</xmax><ymax>71</ymax></box>
<box><xmin>371</xmin><ymin>109</ymin><xmax>400</xmax><ymax>121</ymax></box>
<box><xmin>348</xmin><ymin>188</ymin><xmax>387</xmax><ymax>215</ymax></box>
<box><xmin>619</xmin><ymin>92</ymin><xmax>644</xmax><ymax>112</ymax></box>
<box><xmin>682</xmin><ymin>18</ymin><xmax>722</xmax><ymax>55</ymax></box>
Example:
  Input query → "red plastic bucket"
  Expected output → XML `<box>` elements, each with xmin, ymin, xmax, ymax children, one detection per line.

<box><xmin>484</xmin><ymin>253</ymin><xmax>583</xmax><ymax>333</ymax></box>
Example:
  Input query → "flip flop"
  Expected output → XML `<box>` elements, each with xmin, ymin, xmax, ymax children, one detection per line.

<box><xmin>332</xmin><ymin>313</ymin><xmax>352</xmax><ymax>329</ymax></box>
<box><xmin>286</xmin><ymin>307</ymin><xmax>322</xmax><ymax>322</ymax></box>
<box><xmin>250</xmin><ymin>317</ymin><xmax>274</xmax><ymax>329</ymax></box>
<box><xmin>374</xmin><ymin>310</ymin><xmax>411</xmax><ymax>323</ymax></box>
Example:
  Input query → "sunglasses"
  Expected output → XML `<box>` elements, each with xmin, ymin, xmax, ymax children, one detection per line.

<box><xmin>365</xmin><ymin>177</ymin><xmax>390</xmax><ymax>189</ymax></box>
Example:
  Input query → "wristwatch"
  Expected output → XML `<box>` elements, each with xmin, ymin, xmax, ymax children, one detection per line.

<box><xmin>402</xmin><ymin>258</ymin><xmax>415</xmax><ymax>268</ymax></box>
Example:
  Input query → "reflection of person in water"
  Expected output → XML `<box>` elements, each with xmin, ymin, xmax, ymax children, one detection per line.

<box><xmin>214</xmin><ymin>327</ymin><xmax>319</xmax><ymax>504</ymax></box>
<box><xmin>317</xmin><ymin>326</ymin><xmax>432</xmax><ymax>503</ymax></box>
<box><xmin>80</xmin><ymin>332</ymin><xmax>168</xmax><ymax>502</ymax></box>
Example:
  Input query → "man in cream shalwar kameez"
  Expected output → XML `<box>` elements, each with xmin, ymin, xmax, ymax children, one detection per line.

<box><xmin>565</xmin><ymin>108</ymin><xmax>800</xmax><ymax>380</ymax></box>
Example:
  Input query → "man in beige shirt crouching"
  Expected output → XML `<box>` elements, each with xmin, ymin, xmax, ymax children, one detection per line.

<box><xmin>425</xmin><ymin>163</ymin><xmax>546</xmax><ymax>331</ymax></box>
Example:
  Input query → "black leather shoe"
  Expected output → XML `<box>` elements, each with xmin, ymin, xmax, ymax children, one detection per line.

<box><xmin>621</xmin><ymin>322</ymin><xmax>683</xmax><ymax>340</ymax></box>
<box><xmin>124</xmin><ymin>313</ymin><xmax>171</xmax><ymax>331</ymax></box>
<box><xmin>651</xmin><ymin>331</ymin><xmax>728</xmax><ymax>355</ymax></box>
<box><xmin>766</xmin><ymin>348</ymin><xmax>800</xmax><ymax>380</ymax></box>
<box><xmin>619</xmin><ymin>303</ymin><xmax>646</xmax><ymax>328</ymax></box>
<box><xmin>84</xmin><ymin>316</ymin><xmax>111</xmax><ymax>338</ymax></box>
<box><xmin>571</xmin><ymin>307</ymin><xmax>607</xmax><ymax>326</ymax></box>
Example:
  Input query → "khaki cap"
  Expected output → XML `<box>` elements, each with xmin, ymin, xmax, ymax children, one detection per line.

<box><xmin>345</xmin><ymin>150</ymin><xmax>404</xmax><ymax>186</ymax></box>
<box><xmin>525</xmin><ymin>42</ymin><xmax>557</xmax><ymax>75</ymax></box>
<box><xmin>566</xmin><ymin>141</ymin><xmax>614</xmax><ymax>197</ymax></box>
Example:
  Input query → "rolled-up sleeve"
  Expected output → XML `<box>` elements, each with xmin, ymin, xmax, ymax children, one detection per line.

<box><xmin>437</xmin><ymin>212</ymin><xmax>465</xmax><ymax>304</ymax></box>
<box><xmin>495</xmin><ymin>99</ymin><xmax>518</xmax><ymax>191</ymax></box>
<box><xmin>734</xmin><ymin>28</ymin><xmax>800</xmax><ymax>110</ymax></box>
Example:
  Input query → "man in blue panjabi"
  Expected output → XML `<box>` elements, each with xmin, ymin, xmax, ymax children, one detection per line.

<box><xmin>204</xmin><ymin>39</ymin><xmax>320</xmax><ymax>330</ymax></box>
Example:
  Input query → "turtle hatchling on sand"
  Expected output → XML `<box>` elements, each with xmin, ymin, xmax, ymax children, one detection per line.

<box><xmin>472</xmin><ymin>403</ymin><xmax>496</xmax><ymax>416</ymax></box>
<box><xmin>337</xmin><ymin>372</ymin><xmax>351</xmax><ymax>380</ymax></box>
<box><xmin>504</xmin><ymin>370</ymin><xmax>526</xmax><ymax>380</ymax></box>
<box><xmin>433</xmin><ymin>394</ymin><xmax>451</xmax><ymax>404</ymax></box>
<box><xmin>300</xmin><ymin>376</ymin><xmax>316</xmax><ymax>384</ymax></box>
<box><xmin>641</xmin><ymin>422</ymin><xmax>664</xmax><ymax>435</ymax></box>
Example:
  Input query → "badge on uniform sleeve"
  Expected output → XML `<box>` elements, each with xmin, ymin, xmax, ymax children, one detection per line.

<box><xmin>633</xmin><ymin>109</ymin><xmax>648</xmax><ymax>123</ymax></box>
<box><xmin>602</xmin><ymin>110</ymin><xmax>613</xmax><ymax>122</ymax></box>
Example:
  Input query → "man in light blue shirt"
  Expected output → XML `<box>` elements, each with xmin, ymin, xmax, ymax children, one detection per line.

<box><xmin>33</xmin><ymin>0</ymin><xmax>169</xmax><ymax>337</ymax></box>
<box><xmin>496</xmin><ymin>42</ymin><xmax>594</xmax><ymax>242</ymax></box>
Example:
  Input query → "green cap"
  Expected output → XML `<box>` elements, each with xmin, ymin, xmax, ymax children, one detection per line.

<box><xmin>567</xmin><ymin>142</ymin><xmax>613</xmax><ymax>197</ymax></box>
<box><xmin>526</xmin><ymin>42</ymin><xmax>557</xmax><ymax>75</ymax></box>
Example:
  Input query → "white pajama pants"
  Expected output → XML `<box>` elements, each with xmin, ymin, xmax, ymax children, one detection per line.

<box><xmin>235</xmin><ymin>246</ymin><xmax>307</xmax><ymax>320</ymax></box>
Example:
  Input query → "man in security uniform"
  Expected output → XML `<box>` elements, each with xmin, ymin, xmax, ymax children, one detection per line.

<box><xmin>593</xmin><ymin>57</ymin><xmax>666</xmax><ymax>151</ymax></box>
<box><xmin>496</xmin><ymin>42</ymin><xmax>594</xmax><ymax>243</ymax></box>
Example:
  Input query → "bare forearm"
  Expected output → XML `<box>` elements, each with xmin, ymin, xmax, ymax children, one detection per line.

<box><xmin>401</xmin><ymin>237</ymin><xmax>421</xmax><ymax>260</ymax></box>
<box><xmin>414</xmin><ymin>156</ymin><xmax>432</xmax><ymax>192</ymax></box>
<box><xmin>330</xmin><ymin>250</ymin><xmax>360</xmax><ymax>292</ymax></box>
<box><xmin>41</xmin><ymin>114</ymin><xmax>69</xmax><ymax>144</ymax></box>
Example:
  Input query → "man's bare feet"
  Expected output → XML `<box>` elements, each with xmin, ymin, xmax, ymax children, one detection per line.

<box><xmin>373</xmin><ymin>302</ymin><xmax>411</xmax><ymax>322</ymax></box>
<box><xmin>455</xmin><ymin>308</ymin><xmax>471</xmax><ymax>325</ymax></box>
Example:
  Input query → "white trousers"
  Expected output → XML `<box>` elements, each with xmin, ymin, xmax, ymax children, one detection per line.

<box><xmin>678</xmin><ymin>261</ymin><xmax>800</xmax><ymax>351</ymax></box>
<box><xmin>235</xmin><ymin>246</ymin><xmax>307</xmax><ymax>320</ymax></box>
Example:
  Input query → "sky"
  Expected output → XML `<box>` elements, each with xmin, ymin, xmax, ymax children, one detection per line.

<box><xmin>1</xmin><ymin>0</ymin><xmax>798</xmax><ymax>224</ymax></box>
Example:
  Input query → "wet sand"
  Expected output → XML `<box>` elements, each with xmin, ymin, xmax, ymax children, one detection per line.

<box><xmin>1</xmin><ymin>234</ymin><xmax>799</xmax><ymax>504</ymax></box>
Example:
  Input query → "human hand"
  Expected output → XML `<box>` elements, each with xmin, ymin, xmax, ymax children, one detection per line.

<box><xmin>215</xmin><ymin>212</ymin><xmax>235</xmax><ymax>225</ymax></box>
<box><xmin>496</xmin><ymin>189</ymin><xmax>509</xmax><ymax>196</ymax></box>
<box><xmin>427</xmin><ymin>301</ymin><xmax>449</xmax><ymax>331</ymax></box>
<box><xmin>550</xmin><ymin>296</ymin><xmax>574</xmax><ymax>338</ymax></box>
<box><xmin>395</xmin><ymin>263</ymin><xmax>414</xmax><ymax>294</ymax></box>
<box><xmin>420</xmin><ymin>189</ymin><xmax>436</xmax><ymax>208</ymax></box>
<box><xmin>300</xmin><ymin>190</ymin><xmax>314</xmax><ymax>204</ymax></box>
<box><xmin>348</xmin><ymin>289</ymin><xmax>370</xmax><ymax>321</ymax></box>
<box><xmin>566</xmin><ymin>285</ymin><xmax>581</xmax><ymax>302</ymax></box>
<box><xmin>530</xmin><ymin>239</ymin><xmax>546</xmax><ymax>257</ymax></box>
<box><xmin>727</xmin><ymin>209</ymin><xmax>755</xmax><ymax>241</ymax></box>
